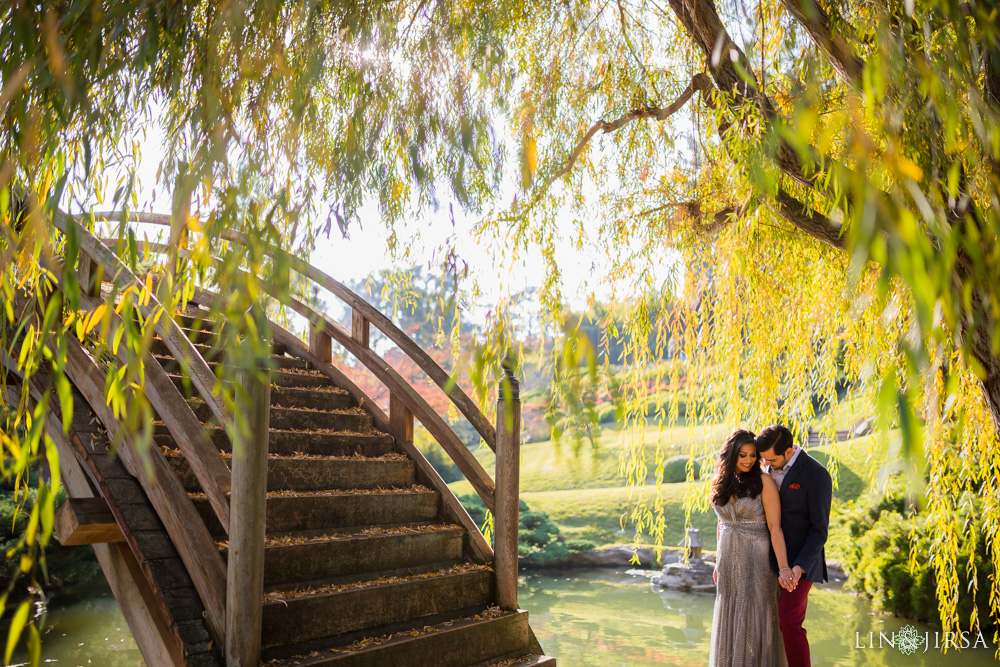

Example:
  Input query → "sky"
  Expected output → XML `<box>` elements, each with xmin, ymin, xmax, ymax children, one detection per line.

<box><xmin>89</xmin><ymin>113</ymin><xmax>683</xmax><ymax>330</ymax></box>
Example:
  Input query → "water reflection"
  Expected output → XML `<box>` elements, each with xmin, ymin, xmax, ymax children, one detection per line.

<box><xmin>9</xmin><ymin>583</ymin><xmax>142</xmax><ymax>667</ymax></box>
<box><xmin>11</xmin><ymin>570</ymin><xmax>999</xmax><ymax>666</ymax></box>
<box><xmin>520</xmin><ymin>569</ymin><xmax>999</xmax><ymax>667</ymax></box>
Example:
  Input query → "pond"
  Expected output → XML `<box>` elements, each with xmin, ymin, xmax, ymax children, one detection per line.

<box><xmin>521</xmin><ymin>569</ymin><xmax>999</xmax><ymax>666</ymax></box>
<box><xmin>12</xmin><ymin>570</ymin><xmax>999</xmax><ymax>666</ymax></box>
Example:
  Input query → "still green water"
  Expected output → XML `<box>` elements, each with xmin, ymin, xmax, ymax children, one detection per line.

<box><xmin>14</xmin><ymin>570</ymin><xmax>999</xmax><ymax>665</ymax></box>
<box><xmin>521</xmin><ymin>569</ymin><xmax>999</xmax><ymax>666</ymax></box>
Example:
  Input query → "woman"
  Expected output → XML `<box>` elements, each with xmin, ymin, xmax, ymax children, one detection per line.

<box><xmin>708</xmin><ymin>429</ymin><xmax>791</xmax><ymax>667</ymax></box>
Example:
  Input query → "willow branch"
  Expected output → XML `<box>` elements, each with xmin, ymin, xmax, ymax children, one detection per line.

<box><xmin>541</xmin><ymin>73</ymin><xmax>712</xmax><ymax>192</ymax></box>
<box><xmin>778</xmin><ymin>0</ymin><xmax>865</xmax><ymax>86</ymax></box>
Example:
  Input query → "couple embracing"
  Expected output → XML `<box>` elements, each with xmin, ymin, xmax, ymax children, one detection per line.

<box><xmin>708</xmin><ymin>425</ymin><xmax>833</xmax><ymax>667</ymax></box>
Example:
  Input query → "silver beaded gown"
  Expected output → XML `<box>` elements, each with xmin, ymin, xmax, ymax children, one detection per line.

<box><xmin>709</xmin><ymin>495</ymin><xmax>787</xmax><ymax>667</ymax></box>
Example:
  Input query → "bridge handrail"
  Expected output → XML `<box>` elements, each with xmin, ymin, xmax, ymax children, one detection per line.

<box><xmin>1</xmin><ymin>283</ymin><xmax>229</xmax><ymax>647</ymax></box>
<box><xmin>83</xmin><ymin>211</ymin><xmax>499</xmax><ymax>453</ymax></box>
<box><xmin>88</xmin><ymin>210</ymin><xmax>524</xmax><ymax>615</ymax></box>
<box><xmin>192</xmin><ymin>286</ymin><xmax>495</xmax><ymax>564</ymax></box>
<box><xmin>124</xmin><ymin>238</ymin><xmax>500</xmax><ymax>513</ymax></box>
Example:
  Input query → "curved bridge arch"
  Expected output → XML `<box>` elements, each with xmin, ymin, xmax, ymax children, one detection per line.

<box><xmin>3</xmin><ymin>210</ymin><xmax>553</xmax><ymax>666</ymax></box>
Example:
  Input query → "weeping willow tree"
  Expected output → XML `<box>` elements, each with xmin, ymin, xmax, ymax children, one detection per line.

<box><xmin>3</xmin><ymin>0</ymin><xmax>1000</xmax><ymax>654</ymax></box>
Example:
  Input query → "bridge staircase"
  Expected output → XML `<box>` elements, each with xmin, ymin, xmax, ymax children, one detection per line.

<box><xmin>2</xmin><ymin>213</ymin><xmax>554</xmax><ymax>667</ymax></box>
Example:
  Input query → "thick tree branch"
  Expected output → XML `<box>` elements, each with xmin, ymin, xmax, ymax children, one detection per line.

<box><xmin>778</xmin><ymin>0</ymin><xmax>865</xmax><ymax>86</ymax></box>
<box><xmin>663</xmin><ymin>0</ymin><xmax>870</xmax><ymax>250</ymax></box>
<box><xmin>773</xmin><ymin>189</ymin><xmax>845</xmax><ymax>250</ymax></box>
<box><xmin>543</xmin><ymin>73</ymin><xmax>712</xmax><ymax>189</ymax></box>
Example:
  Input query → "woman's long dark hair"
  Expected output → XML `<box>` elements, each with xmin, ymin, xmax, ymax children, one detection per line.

<box><xmin>711</xmin><ymin>429</ymin><xmax>763</xmax><ymax>506</ymax></box>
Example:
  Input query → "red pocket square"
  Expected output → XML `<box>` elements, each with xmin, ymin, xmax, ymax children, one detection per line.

<box><xmin>789</xmin><ymin>483</ymin><xmax>801</xmax><ymax>489</ymax></box>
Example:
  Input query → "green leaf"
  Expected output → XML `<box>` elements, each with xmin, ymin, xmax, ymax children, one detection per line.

<box><xmin>4</xmin><ymin>599</ymin><xmax>31</xmax><ymax>664</ymax></box>
<box><xmin>26</xmin><ymin>623</ymin><xmax>40</xmax><ymax>667</ymax></box>
<box><xmin>56</xmin><ymin>373</ymin><xmax>73</xmax><ymax>434</ymax></box>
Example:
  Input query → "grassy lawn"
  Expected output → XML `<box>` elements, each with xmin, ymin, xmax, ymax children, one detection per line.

<box><xmin>811</xmin><ymin>395</ymin><xmax>872</xmax><ymax>432</ymax></box>
<box><xmin>449</xmin><ymin>422</ymin><xmax>886</xmax><ymax>556</ymax></box>
<box><xmin>450</xmin><ymin>420</ymin><xmax>728</xmax><ymax>496</ymax></box>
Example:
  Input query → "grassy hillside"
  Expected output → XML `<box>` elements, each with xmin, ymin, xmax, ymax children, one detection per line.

<box><xmin>449</xmin><ymin>413</ymin><xmax>884</xmax><ymax>556</ymax></box>
<box><xmin>450</xmin><ymin>421</ymin><xmax>726</xmax><ymax>495</ymax></box>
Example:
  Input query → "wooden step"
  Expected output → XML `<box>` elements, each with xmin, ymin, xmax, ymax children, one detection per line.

<box><xmin>167</xmin><ymin>375</ymin><xmax>352</xmax><ymax>410</ymax></box>
<box><xmin>153</xmin><ymin>425</ymin><xmax>395</xmax><ymax>457</ymax></box>
<box><xmin>155</xmin><ymin>356</ymin><xmax>329</xmax><ymax>388</ymax></box>
<box><xmin>186</xmin><ymin>400</ymin><xmax>371</xmax><ymax>431</ymax></box>
<box><xmin>192</xmin><ymin>487</ymin><xmax>440</xmax><ymax>534</ymax></box>
<box><xmin>221</xmin><ymin>524</ymin><xmax>465</xmax><ymax>587</ymax></box>
<box><xmin>150</xmin><ymin>339</ymin><xmax>310</xmax><ymax>369</ymax></box>
<box><xmin>165</xmin><ymin>454</ymin><xmax>416</xmax><ymax>492</ymax></box>
<box><xmin>260</xmin><ymin>566</ymin><xmax>494</xmax><ymax>648</ymax></box>
<box><xmin>268</xmin><ymin>385</ymin><xmax>354</xmax><ymax>411</ymax></box>
<box><xmin>177</xmin><ymin>326</ymin><xmax>223</xmax><ymax>345</ymax></box>
<box><xmin>171</xmin><ymin>313</ymin><xmax>218</xmax><ymax>329</ymax></box>
<box><xmin>471</xmin><ymin>652</ymin><xmax>558</xmax><ymax>667</ymax></box>
<box><xmin>263</xmin><ymin>608</ymin><xmax>533</xmax><ymax>666</ymax></box>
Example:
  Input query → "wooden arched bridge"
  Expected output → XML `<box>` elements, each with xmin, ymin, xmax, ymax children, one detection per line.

<box><xmin>2</xmin><ymin>212</ymin><xmax>554</xmax><ymax>666</ymax></box>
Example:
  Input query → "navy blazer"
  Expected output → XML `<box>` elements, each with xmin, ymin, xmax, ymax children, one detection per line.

<box><xmin>768</xmin><ymin>450</ymin><xmax>833</xmax><ymax>583</ymax></box>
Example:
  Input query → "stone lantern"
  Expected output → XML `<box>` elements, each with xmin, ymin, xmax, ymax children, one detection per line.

<box><xmin>680</xmin><ymin>528</ymin><xmax>705</xmax><ymax>561</ymax></box>
<box><xmin>653</xmin><ymin>527</ymin><xmax>715</xmax><ymax>592</ymax></box>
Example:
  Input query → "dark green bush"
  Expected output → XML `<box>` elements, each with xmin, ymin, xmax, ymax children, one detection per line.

<box><xmin>662</xmin><ymin>455</ymin><xmax>697</xmax><ymax>483</ymax></box>
<box><xmin>841</xmin><ymin>494</ymin><xmax>995</xmax><ymax>629</ymax></box>
<box><xmin>564</xmin><ymin>539</ymin><xmax>596</xmax><ymax>553</ymax></box>
<box><xmin>419</xmin><ymin>446</ymin><xmax>463</xmax><ymax>484</ymax></box>
<box><xmin>1</xmin><ymin>482</ymin><xmax>101</xmax><ymax>587</ymax></box>
<box><xmin>457</xmin><ymin>493</ymin><xmax>583</xmax><ymax>566</ymax></box>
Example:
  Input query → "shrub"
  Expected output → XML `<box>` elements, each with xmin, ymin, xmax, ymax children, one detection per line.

<box><xmin>457</xmin><ymin>493</ymin><xmax>578</xmax><ymax>566</ymax></box>
<box><xmin>841</xmin><ymin>493</ymin><xmax>995</xmax><ymax>629</ymax></box>
<box><xmin>1</xmin><ymin>483</ymin><xmax>101</xmax><ymax>587</ymax></box>
<box><xmin>418</xmin><ymin>446</ymin><xmax>463</xmax><ymax>484</ymax></box>
<box><xmin>662</xmin><ymin>455</ymin><xmax>696</xmax><ymax>483</ymax></box>
<box><xmin>564</xmin><ymin>539</ymin><xmax>596</xmax><ymax>553</ymax></box>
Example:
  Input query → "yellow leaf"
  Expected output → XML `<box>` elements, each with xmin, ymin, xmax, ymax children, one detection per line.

<box><xmin>897</xmin><ymin>157</ymin><xmax>923</xmax><ymax>182</ymax></box>
<box><xmin>82</xmin><ymin>303</ymin><xmax>107</xmax><ymax>335</ymax></box>
<box><xmin>521</xmin><ymin>135</ymin><xmax>537</xmax><ymax>189</ymax></box>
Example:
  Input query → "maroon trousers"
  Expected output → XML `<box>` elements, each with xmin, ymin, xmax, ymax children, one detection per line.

<box><xmin>778</xmin><ymin>580</ymin><xmax>813</xmax><ymax>667</ymax></box>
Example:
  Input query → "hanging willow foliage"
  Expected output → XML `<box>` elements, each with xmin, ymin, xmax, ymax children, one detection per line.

<box><xmin>3</xmin><ymin>0</ymin><xmax>1000</xmax><ymax>656</ymax></box>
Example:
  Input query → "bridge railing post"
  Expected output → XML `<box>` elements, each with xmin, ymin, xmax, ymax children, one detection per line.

<box><xmin>77</xmin><ymin>255</ymin><xmax>103</xmax><ymax>298</ymax></box>
<box><xmin>390</xmin><ymin>393</ymin><xmax>414</xmax><ymax>445</ymax></box>
<box><xmin>494</xmin><ymin>350</ymin><xmax>520</xmax><ymax>612</ymax></box>
<box><xmin>309</xmin><ymin>322</ymin><xmax>332</xmax><ymax>363</ymax></box>
<box><xmin>225</xmin><ymin>356</ymin><xmax>270</xmax><ymax>666</ymax></box>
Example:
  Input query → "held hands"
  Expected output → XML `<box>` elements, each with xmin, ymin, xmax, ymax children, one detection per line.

<box><xmin>777</xmin><ymin>565</ymin><xmax>805</xmax><ymax>591</ymax></box>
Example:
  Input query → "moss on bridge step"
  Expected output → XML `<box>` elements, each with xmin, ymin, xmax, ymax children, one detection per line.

<box><xmin>191</xmin><ymin>487</ymin><xmax>440</xmax><ymax>534</ymax></box>
<box><xmin>149</xmin><ymin>338</ymin><xmax>311</xmax><ymax>370</ymax></box>
<box><xmin>154</xmin><ymin>353</ymin><xmax>331</xmax><ymax>387</ymax></box>
<box><xmin>261</xmin><ymin>566</ymin><xmax>494</xmax><ymax>648</ymax></box>
<box><xmin>185</xmin><ymin>399</ymin><xmax>371</xmax><ymax>431</ymax></box>
<box><xmin>164</xmin><ymin>452</ymin><xmax>416</xmax><ymax>492</ymax></box>
<box><xmin>152</xmin><ymin>424</ymin><xmax>395</xmax><ymax>457</ymax></box>
<box><xmin>168</xmin><ymin>374</ymin><xmax>353</xmax><ymax>411</ymax></box>
<box><xmin>263</xmin><ymin>608</ymin><xmax>535</xmax><ymax>667</ymax></box>
<box><xmin>218</xmin><ymin>524</ymin><xmax>466</xmax><ymax>586</ymax></box>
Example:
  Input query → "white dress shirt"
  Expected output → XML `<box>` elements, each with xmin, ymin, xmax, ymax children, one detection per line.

<box><xmin>768</xmin><ymin>445</ymin><xmax>802</xmax><ymax>488</ymax></box>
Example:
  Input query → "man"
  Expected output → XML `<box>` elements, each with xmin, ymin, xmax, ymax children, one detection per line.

<box><xmin>756</xmin><ymin>424</ymin><xmax>832</xmax><ymax>667</ymax></box>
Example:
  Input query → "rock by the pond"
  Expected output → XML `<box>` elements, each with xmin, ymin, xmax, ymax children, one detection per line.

<box><xmin>827</xmin><ymin>559</ymin><xmax>848</xmax><ymax>582</ymax></box>
<box><xmin>562</xmin><ymin>545</ymin><xmax>655</xmax><ymax>568</ymax></box>
<box><xmin>652</xmin><ymin>556</ymin><xmax>717</xmax><ymax>593</ymax></box>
